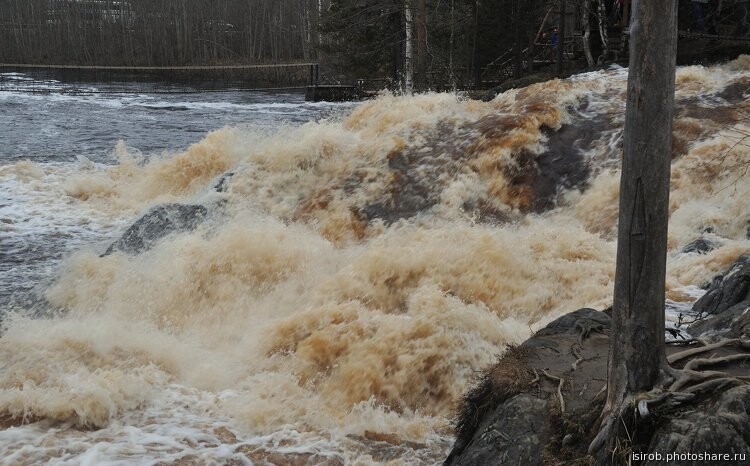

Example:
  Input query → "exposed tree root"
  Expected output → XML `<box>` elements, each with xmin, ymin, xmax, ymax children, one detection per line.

<box><xmin>530</xmin><ymin>368</ymin><xmax>567</xmax><ymax>413</ymax></box>
<box><xmin>669</xmin><ymin>368</ymin><xmax>728</xmax><ymax>392</ymax></box>
<box><xmin>667</xmin><ymin>338</ymin><xmax>750</xmax><ymax>365</ymax></box>
<box><xmin>683</xmin><ymin>377</ymin><xmax>744</xmax><ymax>394</ymax></box>
<box><xmin>684</xmin><ymin>352</ymin><xmax>750</xmax><ymax>371</ymax></box>
<box><xmin>589</xmin><ymin>338</ymin><xmax>750</xmax><ymax>459</ymax></box>
<box><xmin>575</xmin><ymin>320</ymin><xmax>607</xmax><ymax>344</ymax></box>
<box><xmin>541</xmin><ymin>369</ymin><xmax>566</xmax><ymax>414</ymax></box>
<box><xmin>571</xmin><ymin>346</ymin><xmax>584</xmax><ymax>371</ymax></box>
<box><xmin>530</xmin><ymin>368</ymin><xmax>540</xmax><ymax>385</ymax></box>
<box><xmin>588</xmin><ymin>400</ymin><xmax>629</xmax><ymax>456</ymax></box>
<box><xmin>636</xmin><ymin>390</ymin><xmax>695</xmax><ymax>419</ymax></box>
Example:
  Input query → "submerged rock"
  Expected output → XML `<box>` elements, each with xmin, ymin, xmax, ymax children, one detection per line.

<box><xmin>213</xmin><ymin>171</ymin><xmax>234</xmax><ymax>192</ymax></box>
<box><xmin>104</xmin><ymin>203</ymin><xmax>208</xmax><ymax>256</ymax></box>
<box><xmin>360</xmin><ymin>114</ymin><xmax>594</xmax><ymax>224</ymax></box>
<box><xmin>681</xmin><ymin>237</ymin><xmax>716</xmax><ymax>255</ymax></box>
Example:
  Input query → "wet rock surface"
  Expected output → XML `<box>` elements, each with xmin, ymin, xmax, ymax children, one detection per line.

<box><xmin>681</xmin><ymin>237</ymin><xmax>716</xmax><ymax>255</ymax></box>
<box><xmin>447</xmin><ymin>273</ymin><xmax>750</xmax><ymax>465</ymax></box>
<box><xmin>213</xmin><ymin>171</ymin><xmax>234</xmax><ymax>192</ymax></box>
<box><xmin>360</xmin><ymin>109</ymin><xmax>595</xmax><ymax>225</ymax></box>
<box><xmin>446</xmin><ymin>308</ymin><xmax>611</xmax><ymax>465</ymax></box>
<box><xmin>689</xmin><ymin>255</ymin><xmax>750</xmax><ymax>340</ymax></box>
<box><xmin>449</xmin><ymin>394</ymin><xmax>550</xmax><ymax>466</ymax></box>
<box><xmin>645</xmin><ymin>385</ymin><xmax>750</xmax><ymax>465</ymax></box>
<box><xmin>104</xmin><ymin>203</ymin><xmax>208</xmax><ymax>256</ymax></box>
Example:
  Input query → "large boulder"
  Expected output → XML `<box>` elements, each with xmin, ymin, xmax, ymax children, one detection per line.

<box><xmin>104</xmin><ymin>203</ymin><xmax>208</xmax><ymax>256</ymax></box>
<box><xmin>645</xmin><ymin>385</ymin><xmax>750</xmax><ymax>465</ymax></box>
<box><xmin>445</xmin><ymin>308</ymin><xmax>611</xmax><ymax>465</ymax></box>
<box><xmin>689</xmin><ymin>255</ymin><xmax>750</xmax><ymax>340</ymax></box>
<box><xmin>692</xmin><ymin>255</ymin><xmax>750</xmax><ymax>317</ymax></box>
<box><xmin>448</xmin><ymin>394</ymin><xmax>551</xmax><ymax>466</ymax></box>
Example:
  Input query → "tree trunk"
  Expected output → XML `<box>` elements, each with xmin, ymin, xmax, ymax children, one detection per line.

<box><xmin>592</xmin><ymin>0</ymin><xmax>679</xmax><ymax>458</ymax></box>
<box><xmin>597</xmin><ymin>0</ymin><xmax>609</xmax><ymax>63</ymax></box>
<box><xmin>449</xmin><ymin>0</ymin><xmax>455</xmax><ymax>84</ymax></box>
<box><xmin>556</xmin><ymin>0</ymin><xmax>566</xmax><ymax>74</ymax></box>
<box><xmin>471</xmin><ymin>0</ymin><xmax>480</xmax><ymax>87</ymax></box>
<box><xmin>582</xmin><ymin>0</ymin><xmax>595</xmax><ymax>67</ymax></box>
<box><xmin>527</xmin><ymin>0</ymin><xmax>537</xmax><ymax>74</ymax></box>
<box><xmin>404</xmin><ymin>0</ymin><xmax>414</xmax><ymax>93</ymax></box>
<box><xmin>416</xmin><ymin>0</ymin><xmax>427</xmax><ymax>89</ymax></box>
<box><xmin>512</xmin><ymin>0</ymin><xmax>523</xmax><ymax>79</ymax></box>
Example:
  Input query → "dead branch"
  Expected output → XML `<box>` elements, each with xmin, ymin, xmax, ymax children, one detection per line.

<box><xmin>541</xmin><ymin>369</ymin><xmax>566</xmax><ymax>414</ymax></box>
<box><xmin>572</xmin><ymin>346</ymin><xmax>584</xmax><ymax>371</ymax></box>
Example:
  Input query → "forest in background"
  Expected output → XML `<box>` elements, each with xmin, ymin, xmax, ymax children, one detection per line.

<box><xmin>1</xmin><ymin>1</ymin><xmax>746</xmax><ymax>89</ymax></box>
<box><xmin>0</xmin><ymin>0</ymin><xmax>560</xmax><ymax>87</ymax></box>
<box><xmin>0</xmin><ymin>0</ymin><xmax>320</xmax><ymax>66</ymax></box>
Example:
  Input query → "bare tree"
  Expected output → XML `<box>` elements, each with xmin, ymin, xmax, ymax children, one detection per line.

<box><xmin>596</xmin><ymin>0</ymin><xmax>609</xmax><ymax>63</ymax></box>
<box><xmin>416</xmin><ymin>0</ymin><xmax>427</xmax><ymax>88</ymax></box>
<box><xmin>590</xmin><ymin>0</ymin><xmax>679</xmax><ymax>457</ymax></box>
<box><xmin>556</xmin><ymin>0</ymin><xmax>566</xmax><ymax>74</ymax></box>
<box><xmin>403</xmin><ymin>0</ymin><xmax>414</xmax><ymax>92</ymax></box>
<box><xmin>581</xmin><ymin>0</ymin><xmax>594</xmax><ymax>67</ymax></box>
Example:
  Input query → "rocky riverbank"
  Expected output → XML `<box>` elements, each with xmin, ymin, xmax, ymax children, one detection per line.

<box><xmin>446</xmin><ymin>255</ymin><xmax>750</xmax><ymax>465</ymax></box>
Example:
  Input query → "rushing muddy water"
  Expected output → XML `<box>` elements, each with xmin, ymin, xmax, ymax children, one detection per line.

<box><xmin>2</xmin><ymin>58</ymin><xmax>750</xmax><ymax>464</ymax></box>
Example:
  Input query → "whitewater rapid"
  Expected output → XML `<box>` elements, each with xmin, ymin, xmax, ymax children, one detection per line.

<box><xmin>2</xmin><ymin>58</ymin><xmax>750</xmax><ymax>464</ymax></box>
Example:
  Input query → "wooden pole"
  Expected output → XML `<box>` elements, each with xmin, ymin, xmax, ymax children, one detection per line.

<box><xmin>591</xmin><ymin>0</ymin><xmax>679</xmax><ymax>457</ymax></box>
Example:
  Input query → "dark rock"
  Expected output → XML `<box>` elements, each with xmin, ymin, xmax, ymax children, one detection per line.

<box><xmin>448</xmin><ymin>394</ymin><xmax>551</xmax><ymax>466</ymax></box>
<box><xmin>691</xmin><ymin>255</ymin><xmax>750</xmax><ymax>319</ymax></box>
<box><xmin>529</xmin><ymin>120</ymin><xmax>599</xmax><ymax>212</ymax></box>
<box><xmin>645</xmin><ymin>385</ymin><xmax>750</xmax><ymax>465</ymax></box>
<box><xmin>446</xmin><ymin>308</ymin><xmax>611</xmax><ymax>465</ymax></box>
<box><xmin>104</xmin><ymin>203</ymin><xmax>208</xmax><ymax>256</ymax></box>
<box><xmin>448</xmin><ymin>260</ymin><xmax>750</xmax><ymax>465</ymax></box>
<box><xmin>357</xmin><ymin>98</ymin><xmax>596</xmax><ymax>224</ymax></box>
<box><xmin>730</xmin><ymin>309</ymin><xmax>750</xmax><ymax>341</ymax></box>
<box><xmin>681</xmin><ymin>237</ymin><xmax>716</xmax><ymax>255</ymax></box>
<box><xmin>214</xmin><ymin>172</ymin><xmax>234</xmax><ymax>192</ymax></box>
<box><xmin>532</xmin><ymin>308</ymin><xmax>610</xmax><ymax>338</ymax></box>
<box><xmin>717</xmin><ymin>78</ymin><xmax>750</xmax><ymax>104</ymax></box>
<box><xmin>688</xmin><ymin>302</ymin><xmax>750</xmax><ymax>341</ymax></box>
